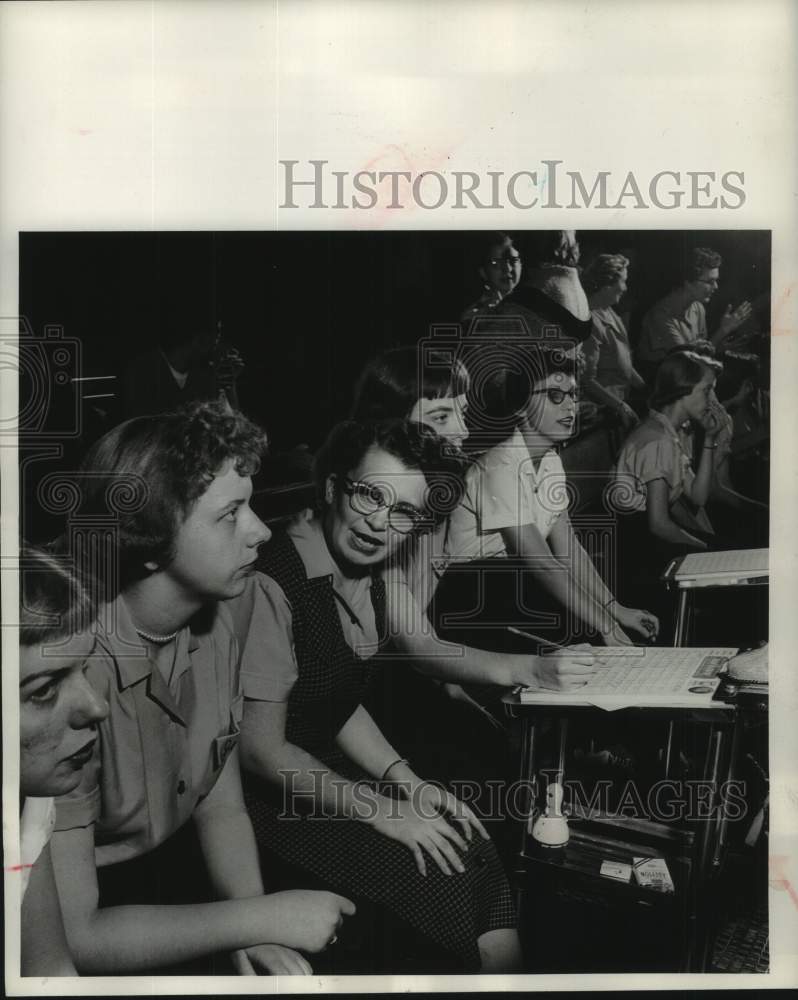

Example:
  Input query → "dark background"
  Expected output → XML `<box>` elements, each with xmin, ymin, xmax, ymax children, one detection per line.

<box><xmin>20</xmin><ymin>229</ymin><xmax>771</xmax><ymax>448</ymax></box>
<box><xmin>18</xmin><ymin>229</ymin><xmax>770</xmax><ymax>543</ymax></box>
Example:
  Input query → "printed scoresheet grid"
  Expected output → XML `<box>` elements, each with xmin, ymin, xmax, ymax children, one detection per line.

<box><xmin>524</xmin><ymin>646</ymin><xmax>739</xmax><ymax>699</ymax></box>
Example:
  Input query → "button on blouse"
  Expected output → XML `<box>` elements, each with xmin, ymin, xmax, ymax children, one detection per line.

<box><xmin>54</xmin><ymin>595</ymin><xmax>243</xmax><ymax>867</ymax></box>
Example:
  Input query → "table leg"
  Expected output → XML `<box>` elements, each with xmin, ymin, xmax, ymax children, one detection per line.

<box><xmin>673</xmin><ymin>588</ymin><xmax>691</xmax><ymax>646</ymax></box>
<box><xmin>663</xmin><ymin>720</ymin><xmax>675</xmax><ymax>778</ymax></box>
<box><xmin>557</xmin><ymin>717</ymin><xmax>569</xmax><ymax>783</ymax></box>
<box><xmin>714</xmin><ymin>713</ymin><xmax>741</xmax><ymax>867</ymax></box>
<box><xmin>518</xmin><ymin>716</ymin><xmax>538</xmax><ymax>853</ymax></box>
<box><xmin>689</xmin><ymin>724</ymin><xmax>726</xmax><ymax>971</ymax></box>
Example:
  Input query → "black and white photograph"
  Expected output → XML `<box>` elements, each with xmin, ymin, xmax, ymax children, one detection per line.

<box><xmin>2</xmin><ymin>2</ymin><xmax>796</xmax><ymax>995</ymax></box>
<box><xmin>9</xmin><ymin>226</ymin><xmax>774</xmax><ymax>978</ymax></box>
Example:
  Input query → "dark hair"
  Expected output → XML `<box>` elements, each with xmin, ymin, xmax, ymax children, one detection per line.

<box><xmin>684</xmin><ymin>247</ymin><xmax>722</xmax><ymax>282</ymax></box>
<box><xmin>19</xmin><ymin>546</ymin><xmax>96</xmax><ymax>647</ymax></box>
<box><xmin>314</xmin><ymin>419</ymin><xmax>468</xmax><ymax>525</ymax></box>
<box><xmin>352</xmin><ymin>346</ymin><xmax>469</xmax><ymax>423</ymax></box>
<box><xmin>581</xmin><ymin>253</ymin><xmax>630</xmax><ymax>294</ymax></box>
<box><xmin>75</xmin><ymin>399</ymin><xmax>268</xmax><ymax>585</ymax></box>
<box><xmin>650</xmin><ymin>353</ymin><xmax>715</xmax><ymax>410</ymax></box>
<box><xmin>474</xmin><ymin>231</ymin><xmax>516</xmax><ymax>268</ymax></box>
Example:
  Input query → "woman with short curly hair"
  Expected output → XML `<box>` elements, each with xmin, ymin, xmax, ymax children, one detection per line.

<box><xmin>238</xmin><ymin>418</ymin><xmax>523</xmax><ymax>973</ymax></box>
<box><xmin>49</xmin><ymin>400</ymin><xmax>354</xmax><ymax>976</ymax></box>
<box><xmin>580</xmin><ymin>253</ymin><xmax>646</xmax><ymax>428</ymax></box>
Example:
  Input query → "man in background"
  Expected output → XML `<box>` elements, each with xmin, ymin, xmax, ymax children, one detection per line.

<box><xmin>636</xmin><ymin>246</ymin><xmax>752</xmax><ymax>381</ymax></box>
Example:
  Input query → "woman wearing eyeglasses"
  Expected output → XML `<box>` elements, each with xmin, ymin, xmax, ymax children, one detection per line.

<box><xmin>237</xmin><ymin>420</ymin><xmax>522</xmax><ymax>973</ymax></box>
<box><xmin>461</xmin><ymin>232</ymin><xmax>522</xmax><ymax>323</ymax></box>
<box><xmin>432</xmin><ymin>348</ymin><xmax>659</xmax><ymax>652</ymax></box>
<box><xmin>349</xmin><ymin>345</ymin><xmax>589</xmax><ymax>850</ymax></box>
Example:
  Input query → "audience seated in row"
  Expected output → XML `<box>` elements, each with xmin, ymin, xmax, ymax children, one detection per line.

<box><xmin>15</xmin><ymin>232</ymin><xmax>768</xmax><ymax>977</ymax></box>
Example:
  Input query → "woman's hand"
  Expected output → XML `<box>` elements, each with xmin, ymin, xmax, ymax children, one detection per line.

<box><xmin>232</xmin><ymin>944</ymin><xmax>313</xmax><ymax>976</ymax></box>
<box><xmin>368</xmin><ymin>794</ymin><xmax>473</xmax><ymax>878</ymax></box>
<box><xmin>701</xmin><ymin>405</ymin><xmax>721</xmax><ymax>440</ymax></box>
<box><xmin>601</xmin><ymin>623</ymin><xmax>634</xmax><ymax>646</ymax></box>
<box><xmin>262</xmin><ymin>889</ymin><xmax>355</xmax><ymax>953</ymax></box>
<box><xmin>717</xmin><ymin>301</ymin><xmax>753</xmax><ymax>341</ymax></box>
<box><xmin>613</xmin><ymin>605</ymin><xmax>659</xmax><ymax>641</ymax></box>
<box><xmin>526</xmin><ymin>645</ymin><xmax>596</xmax><ymax>691</ymax></box>
<box><xmin>414</xmin><ymin>783</ymin><xmax>490</xmax><ymax>845</ymax></box>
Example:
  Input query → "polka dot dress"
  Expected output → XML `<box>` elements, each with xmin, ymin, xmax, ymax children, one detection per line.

<box><xmin>244</xmin><ymin>531</ymin><xmax>517</xmax><ymax>971</ymax></box>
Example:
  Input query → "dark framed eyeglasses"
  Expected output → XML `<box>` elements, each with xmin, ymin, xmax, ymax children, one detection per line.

<box><xmin>341</xmin><ymin>478</ymin><xmax>431</xmax><ymax>535</ymax></box>
<box><xmin>487</xmin><ymin>255</ymin><xmax>522</xmax><ymax>268</ymax></box>
<box><xmin>529</xmin><ymin>387</ymin><xmax>581</xmax><ymax>405</ymax></box>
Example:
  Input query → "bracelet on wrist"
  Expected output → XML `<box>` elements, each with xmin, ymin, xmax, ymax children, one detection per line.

<box><xmin>381</xmin><ymin>757</ymin><xmax>409</xmax><ymax>782</ymax></box>
<box><xmin>603</xmin><ymin>597</ymin><xmax>617</xmax><ymax>610</ymax></box>
<box><xmin>703</xmin><ymin>443</ymin><xmax>718</xmax><ymax>450</ymax></box>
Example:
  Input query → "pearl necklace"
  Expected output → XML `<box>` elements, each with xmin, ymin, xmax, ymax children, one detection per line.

<box><xmin>135</xmin><ymin>627</ymin><xmax>179</xmax><ymax>644</ymax></box>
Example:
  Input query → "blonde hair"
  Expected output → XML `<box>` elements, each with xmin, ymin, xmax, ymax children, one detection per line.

<box><xmin>581</xmin><ymin>254</ymin><xmax>629</xmax><ymax>294</ymax></box>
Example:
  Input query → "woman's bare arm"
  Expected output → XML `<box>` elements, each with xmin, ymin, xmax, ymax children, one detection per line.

<box><xmin>646</xmin><ymin>478</ymin><xmax>707</xmax><ymax>548</ymax></box>
<box><xmin>21</xmin><ymin>842</ymin><xmax>77</xmax><ymax>976</ymax></box>
<box><xmin>385</xmin><ymin>568</ymin><xmax>594</xmax><ymax>689</ymax></box>
<box><xmin>49</xmin><ymin>809</ymin><xmax>350</xmax><ymax>972</ymax></box>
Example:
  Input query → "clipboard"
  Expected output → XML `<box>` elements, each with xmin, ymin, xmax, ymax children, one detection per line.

<box><xmin>662</xmin><ymin>548</ymin><xmax>769</xmax><ymax>590</ymax></box>
<box><xmin>515</xmin><ymin>646</ymin><xmax>739</xmax><ymax>711</ymax></box>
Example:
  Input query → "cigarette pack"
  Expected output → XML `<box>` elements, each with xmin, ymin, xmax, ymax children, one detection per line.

<box><xmin>633</xmin><ymin>857</ymin><xmax>675</xmax><ymax>893</ymax></box>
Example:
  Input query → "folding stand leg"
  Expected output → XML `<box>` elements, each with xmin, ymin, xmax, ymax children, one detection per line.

<box><xmin>518</xmin><ymin>716</ymin><xmax>537</xmax><ymax>854</ymax></box>
<box><xmin>515</xmin><ymin>716</ymin><xmax>537</xmax><ymax>916</ymax></box>
<box><xmin>557</xmin><ymin>717</ymin><xmax>569</xmax><ymax>784</ymax></box>
<box><xmin>673</xmin><ymin>588</ymin><xmax>691</xmax><ymax>646</ymax></box>
<box><xmin>663</xmin><ymin>720</ymin><xmax>675</xmax><ymax>778</ymax></box>
<box><xmin>688</xmin><ymin>724</ymin><xmax>725</xmax><ymax>971</ymax></box>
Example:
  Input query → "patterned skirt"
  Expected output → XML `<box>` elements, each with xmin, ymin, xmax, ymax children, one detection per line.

<box><xmin>243</xmin><ymin>764</ymin><xmax>516</xmax><ymax>972</ymax></box>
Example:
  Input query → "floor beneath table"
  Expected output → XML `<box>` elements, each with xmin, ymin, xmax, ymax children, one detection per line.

<box><xmin>518</xmin><ymin>846</ymin><xmax>768</xmax><ymax>974</ymax></box>
<box><xmin>711</xmin><ymin>903</ymin><xmax>769</xmax><ymax>973</ymax></box>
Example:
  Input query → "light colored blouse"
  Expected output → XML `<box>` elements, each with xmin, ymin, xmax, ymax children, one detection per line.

<box><xmin>446</xmin><ymin>429</ymin><xmax>569</xmax><ymax>562</ymax></box>
<box><xmin>612</xmin><ymin>410</ymin><xmax>712</xmax><ymax>535</ymax></box>
<box><xmin>239</xmin><ymin>511</ymin><xmax>380</xmax><ymax>704</ymax></box>
<box><xmin>638</xmin><ymin>291</ymin><xmax>707</xmax><ymax>364</ymax></box>
<box><xmin>54</xmin><ymin>595</ymin><xmax>243</xmax><ymax>867</ymax></box>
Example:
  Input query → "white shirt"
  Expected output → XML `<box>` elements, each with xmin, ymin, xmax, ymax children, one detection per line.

<box><xmin>446</xmin><ymin>429</ymin><xmax>569</xmax><ymax>562</ymax></box>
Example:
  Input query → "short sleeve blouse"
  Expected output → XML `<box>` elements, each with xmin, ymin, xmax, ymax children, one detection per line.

<box><xmin>612</xmin><ymin>411</ymin><xmax>695</xmax><ymax>512</ymax></box>
<box><xmin>584</xmin><ymin>307</ymin><xmax>635</xmax><ymax>397</ymax></box>
<box><xmin>446</xmin><ymin>429</ymin><xmax>569</xmax><ymax>561</ymax></box>
<box><xmin>638</xmin><ymin>292</ymin><xmax>707</xmax><ymax>364</ymax></box>
<box><xmin>53</xmin><ymin>595</ymin><xmax>243</xmax><ymax>867</ymax></box>
<box><xmin>227</xmin><ymin>571</ymin><xmax>299</xmax><ymax>703</ymax></box>
<box><xmin>239</xmin><ymin>513</ymin><xmax>382</xmax><ymax>703</ymax></box>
